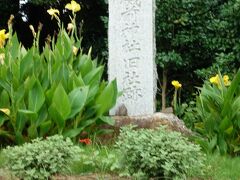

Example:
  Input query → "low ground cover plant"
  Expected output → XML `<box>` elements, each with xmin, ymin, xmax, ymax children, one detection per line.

<box><xmin>115</xmin><ymin>126</ymin><xmax>206</xmax><ymax>179</ymax></box>
<box><xmin>0</xmin><ymin>1</ymin><xmax>118</xmax><ymax>145</ymax></box>
<box><xmin>3</xmin><ymin>135</ymin><xmax>81</xmax><ymax>180</ymax></box>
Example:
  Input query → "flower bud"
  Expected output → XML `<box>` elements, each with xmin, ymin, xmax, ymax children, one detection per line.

<box><xmin>29</xmin><ymin>25</ymin><xmax>36</xmax><ymax>38</ymax></box>
<box><xmin>0</xmin><ymin>53</ymin><xmax>5</xmax><ymax>65</ymax></box>
<box><xmin>67</xmin><ymin>23</ymin><xmax>74</xmax><ymax>31</ymax></box>
<box><xmin>8</xmin><ymin>15</ymin><xmax>14</xmax><ymax>27</ymax></box>
<box><xmin>73</xmin><ymin>46</ymin><xmax>79</xmax><ymax>56</ymax></box>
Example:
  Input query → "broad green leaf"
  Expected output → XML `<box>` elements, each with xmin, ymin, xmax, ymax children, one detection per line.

<box><xmin>12</xmin><ymin>61</ymin><xmax>20</xmax><ymax>87</ymax></box>
<box><xmin>86</xmin><ymin>83</ymin><xmax>99</xmax><ymax>104</ymax></box>
<box><xmin>95</xmin><ymin>79</ymin><xmax>118</xmax><ymax>116</ymax></box>
<box><xmin>63</xmin><ymin>127</ymin><xmax>85</xmax><ymax>138</ymax></box>
<box><xmin>15</xmin><ymin>112</ymin><xmax>27</xmax><ymax>132</ymax></box>
<box><xmin>46</xmin><ymin>83</ymin><xmax>57</xmax><ymax>104</ymax></box>
<box><xmin>79</xmin><ymin>118</ymin><xmax>96</xmax><ymax>128</ymax></box>
<box><xmin>79</xmin><ymin>55</ymin><xmax>93</xmax><ymax>77</ymax></box>
<box><xmin>98</xmin><ymin>116</ymin><xmax>115</xmax><ymax>126</ymax></box>
<box><xmin>222</xmin><ymin>69</ymin><xmax>240</xmax><ymax>116</ymax></box>
<box><xmin>24</xmin><ymin>76</ymin><xmax>36</xmax><ymax>93</ymax></box>
<box><xmin>68</xmin><ymin>72</ymin><xmax>83</xmax><ymax>90</ymax></box>
<box><xmin>218</xmin><ymin>135</ymin><xmax>228</xmax><ymax>155</ymax></box>
<box><xmin>14</xmin><ymin>85</ymin><xmax>25</xmax><ymax>106</ymax></box>
<box><xmin>27</xmin><ymin>124</ymin><xmax>38</xmax><ymax>139</ymax></box>
<box><xmin>219</xmin><ymin>117</ymin><xmax>232</xmax><ymax>132</ymax></box>
<box><xmin>83</xmin><ymin>66</ymin><xmax>103</xmax><ymax>85</ymax></box>
<box><xmin>20</xmin><ymin>49</ymin><xmax>34</xmax><ymax>80</ymax></box>
<box><xmin>9</xmin><ymin>34</ymin><xmax>20</xmax><ymax>60</ymax></box>
<box><xmin>209</xmin><ymin>135</ymin><xmax>217</xmax><ymax>151</ymax></box>
<box><xmin>84</xmin><ymin>105</ymin><xmax>100</xmax><ymax>119</ymax></box>
<box><xmin>77</xmin><ymin>73</ymin><xmax>85</xmax><ymax>86</ymax></box>
<box><xmin>48</xmin><ymin>104</ymin><xmax>65</xmax><ymax>132</ymax></box>
<box><xmin>52</xmin><ymin>64</ymin><xmax>69</xmax><ymax>89</ymax></box>
<box><xmin>0</xmin><ymin>80</ymin><xmax>11</xmax><ymax>94</ymax></box>
<box><xmin>232</xmin><ymin>96</ymin><xmax>240</xmax><ymax>118</ymax></box>
<box><xmin>28</xmin><ymin>79</ymin><xmax>45</xmax><ymax>113</ymax></box>
<box><xmin>225</xmin><ymin>126</ymin><xmax>233</xmax><ymax>135</ymax></box>
<box><xmin>40</xmin><ymin>120</ymin><xmax>52</xmax><ymax>137</ymax></box>
<box><xmin>51</xmin><ymin>83</ymin><xmax>71</xmax><ymax>120</ymax></box>
<box><xmin>95</xmin><ymin>129</ymin><xmax>114</xmax><ymax>135</ymax></box>
<box><xmin>62</xmin><ymin>30</ymin><xmax>72</xmax><ymax>60</ymax></box>
<box><xmin>18</xmin><ymin>109</ymin><xmax>37</xmax><ymax>121</ymax></box>
<box><xmin>15</xmin><ymin>131</ymin><xmax>24</xmax><ymax>145</ymax></box>
<box><xmin>0</xmin><ymin>90</ymin><xmax>10</xmax><ymax>107</ymax></box>
<box><xmin>68</xmin><ymin>86</ymin><xmax>89</xmax><ymax>119</ymax></box>
<box><xmin>36</xmin><ymin>105</ymin><xmax>48</xmax><ymax>126</ymax></box>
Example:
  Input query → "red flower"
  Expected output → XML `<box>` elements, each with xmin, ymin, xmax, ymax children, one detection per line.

<box><xmin>79</xmin><ymin>138</ymin><xmax>91</xmax><ymax>145</ymax></box>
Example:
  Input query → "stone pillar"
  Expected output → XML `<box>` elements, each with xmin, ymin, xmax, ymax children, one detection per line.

<box><xmin>108</xmin><ymin>0</ymin><xmax>156</xmax><ymax>116</ymax></box>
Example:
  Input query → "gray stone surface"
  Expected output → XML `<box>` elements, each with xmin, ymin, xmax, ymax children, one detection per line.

<box><xmin>108</xmin><ymin>0</ymin><xmax>157</xmax><ymax>116</ymax></box>
<box><xmin>112</xmin><ymin>113</ymin><xmax>192</xmax><ymax>135</ymax></box>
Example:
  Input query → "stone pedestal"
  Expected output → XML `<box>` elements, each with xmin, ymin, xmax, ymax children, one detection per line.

<box><xmin>108</xmin><ymin>0</ymin><xmax>157</xmax><ymax>116</ymax></box>
<box><xmin>98</xmin><ymin>113</ymin><xmax>192</xmax><ymax>144</ymax></box>
<box><xmin>112</xmin><ymin>113</ymin><xmax>192</xmax><ymax>135</ymax></box>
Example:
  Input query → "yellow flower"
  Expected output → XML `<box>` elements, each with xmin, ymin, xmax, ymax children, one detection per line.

<box><xmin>171</xmin><ymin>80</ymin><xmax>182</xmax><ymax>89</ymax></box>
<box><xmin>0</xmin><ymin>29</ymin><xmax>9</xmax><ymax>48</ymax></box>
<box><xmin>47</xmin><ymin>8</ymin><xmax>60</xmax><ymax>19</ymax></box>
<box><xmin>223</xmin><ymin>75</ymin><xmax>231</xmax><ymax>86</ymax></box>
<box><xmin>0</xmin><ymin>108</ymin><xmax>10</xmax><ymax>116</ymax></box>
<box><xmin>210</xmin><ymin>74</ymin><xmax>231</xmax><ymax>86</ymax></box>
<box><xmin>65</xmin><ymin>1</ymin><xmax>81</xmax><ymax>13</ymax></box>
<box><xmin>209</xmin><ymin>75</ymin><xmax>219</xmax><ymax>85</ymax></box>
<box><xmin>73</xmin><ymin>46</ymin><xmax>79</xmax><ymax>55</ymax></box>
<box><xmin>0</xmin><ymin>53</ymin><xmax>5</xmax><ymax>65</ymax></box>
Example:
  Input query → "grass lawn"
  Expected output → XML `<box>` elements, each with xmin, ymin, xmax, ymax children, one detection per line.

<box><xmin>0</xmin><ymin>150</ymin><xmax>4</xmax><ymax>168</ymax></box>
<box><xmin>201</xmin><ymin>154</ymin><xmax>240</xmax><ymax>180</ymax></box>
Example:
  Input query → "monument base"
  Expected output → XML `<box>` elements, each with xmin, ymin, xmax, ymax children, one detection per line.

<box><xmin>112</xmin><ymin>112</ymin><xmax>191</xmax><ymax>135</ymax></box>
<box><xmin>98</xmin><ymin>113</ymin><xmax>192</xmax><ymax>144</ymax></box>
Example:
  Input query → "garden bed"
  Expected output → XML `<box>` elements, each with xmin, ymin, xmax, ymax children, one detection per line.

<box><xmin>53</xmin><ymin>174</ymin><xmax>131</xmax><ymax>180</ymax></box>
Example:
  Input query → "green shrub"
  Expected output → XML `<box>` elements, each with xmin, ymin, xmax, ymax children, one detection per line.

<box><xmin>0</xmin><ymin>3</ymin><xmax>118</xmax><ymax>145</ymax></box>
<box><xmin>182</xmin><ymin>101</ymin><xmax>200</xmax><ymax>129</ymax></box>
<box><xmin>115</xmin><ymin>126</ymin><xmax>205</xmax><ymax>179</ymax></box>
<box><xmin>3</xmin><ymin>135</ymin><xmax>81</xmax><ymax>180</ymax></box>
<box><xmin>194</xmin><ymin>69</ymin><xmax>240</xmax><ymax>155</ymax></box>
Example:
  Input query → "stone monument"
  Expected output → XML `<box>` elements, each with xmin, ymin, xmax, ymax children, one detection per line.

<box><xmin>108</xmin><ymin>0</ymin><xmax>157</xmax><ymax>116</ymax></box>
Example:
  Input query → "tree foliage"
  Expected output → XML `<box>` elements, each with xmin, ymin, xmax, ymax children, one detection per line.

<box><xmin>0</xmin><ymin>0</ymin><xmax>19</xmax><ymax>29</ymax></box>
<box><xmin>155</xmin><ymin>0</ymin><xmax>240</xmax><ymax>108</ymax></box>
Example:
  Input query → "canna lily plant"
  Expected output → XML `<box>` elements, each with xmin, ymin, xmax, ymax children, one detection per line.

<box><xmin>195</xmin><ymin>70</ymin><xmax>240</xmax><ymax>156</ymax></box>
<box><xmin>0</xmin><ymin>1</ymin><xmax>118</xmax><ymax>144</ymax></box>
